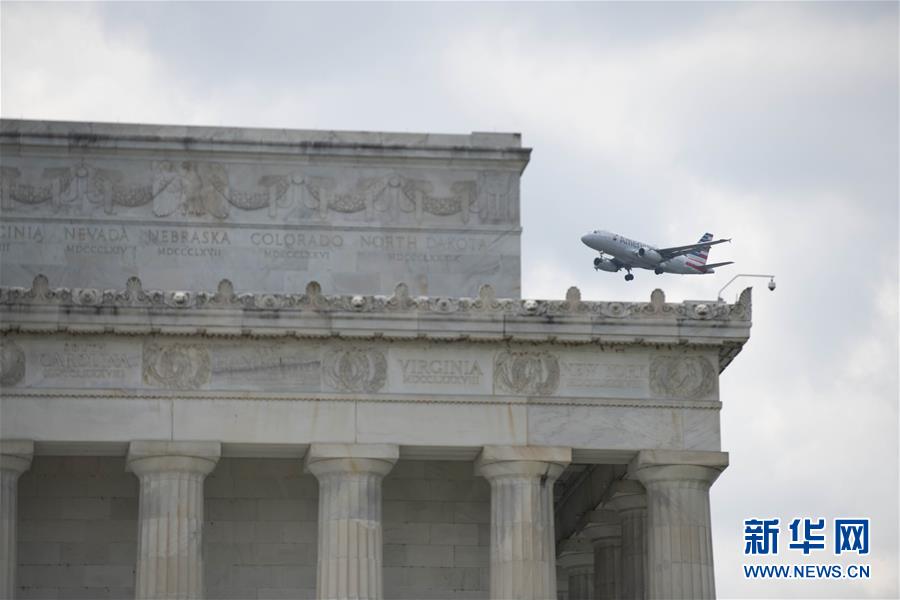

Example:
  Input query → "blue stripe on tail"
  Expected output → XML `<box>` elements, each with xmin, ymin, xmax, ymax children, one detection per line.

<box><xmin>689</xmin><ymin>233</ymin><xmax>714</xmax><ymax>264</ymax></box>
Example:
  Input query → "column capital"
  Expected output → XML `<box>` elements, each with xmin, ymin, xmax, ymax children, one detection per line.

<box><xmin>605</xmin><ymin>480</ymin><xmax>647</xmax><ymax>513</ymax></box>
<box><xmin>629</xmin><ymin>449</ymin><xmax>728</xmax><ymax>486</ymax></box>
<box><xmin>126</xmin><ymin>440</ymin><xmax>221</xmax><ymax>477</ymax></box>
<box><xmin>304</xmin><ymin>442</ymin><xmax>399</xmax><ymax>477</ymax></box>
<box><xmin>0</xmin><ymin>439</ymin><xmax>34</xmax><ymax>475</ymax></box>
<box><xmin>475</xmin><ymin>445</ymin><xmax>571</xmax><ymax>480</ymax></box>
<box><xmin>578</xmin><ymin>509</ymin><xmax>621</xmax><ymax>547</ymax></box>
<box><xmin>557</xmin><ymin>538</ymin><xmax>594</xmax><ymax>571</ymax></box>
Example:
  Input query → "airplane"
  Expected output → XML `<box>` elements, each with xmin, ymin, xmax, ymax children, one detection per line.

<box><xmin>581</xmin><ymin>230</ymin><xmax>733</xmax><ymax>281</ymax></box>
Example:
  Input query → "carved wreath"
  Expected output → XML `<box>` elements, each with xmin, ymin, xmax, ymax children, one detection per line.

<box><xmin>0</xmin><ymin>339</ymin><xmax>26</xmax><ymax>387</ymax></box>
<box><xmin>494</xmin><ymin>350</ymin><xmax>560</xmax><ymax>396</ymax></box>
<box><xmin>323</xmin><ymin>347</ymin><xmax>387</xmax><ymax>393</ymax></box>
<box><xmin>142</xmin><ymin>341</ymin><xmax>211</xmax><ymax>390</ymax></box>
<box><xmin>649</xmin><ymin>355</ymin><xmax>716</xmax><ymax>399</ymax></box>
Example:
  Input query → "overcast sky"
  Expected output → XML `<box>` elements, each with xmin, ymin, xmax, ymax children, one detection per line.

<box><xmin>2</xmin><ymin>2</ymin><xmax>897</xmax><ymax>598</ymax></box>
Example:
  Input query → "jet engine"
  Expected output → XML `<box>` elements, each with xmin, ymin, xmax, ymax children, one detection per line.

<box><xmin>593</xmin><ymin>256</ymin><xmax>619</xmax><ymax>272</ymax></box>
<box><xmin>636</xmin><ymin>247</ymin><xmax>662</xmax><ymax>263</ymax></box>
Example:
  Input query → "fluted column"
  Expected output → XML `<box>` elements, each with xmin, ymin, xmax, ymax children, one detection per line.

<box><xmin>580</xmin><ymin>510</ymin><xmax>621</xmax><ymax>600</ymax></box>
<box><xmin>1</xmin><ymin>440</ymin><xmax>33</xmax><ymax>600</ymax></box>
<box><xmin>556</xmin><ymin>566</ymin><xmax>569</xmax><ymax>600</ymax></box>
<box><xmin>605</xmin><ymin>481</ymin><xmax>648</xmax><ymax>600</ymax></box>
<box><xmin>126</xmin><ymin>441</ymin><xmax>221</xmax><ymax>600</ymax></box>
<box><xmin>476</xmin><ymin>445</ymin><xmax>571</xmax><ymax>600</ymax></box>
<box><xmin>557</xmin><ymin>539</ymin><xmax>594</xmax><ymax>600</ymax></box>
<box><xmin>304</xmin><ymin>443</ymin><xmax>399</xmax><ymax>600</ymax></box>
<box><xmin>630</xmin><ymin>450</ymin><xmax>728</xmax><ymax>600</ymax></box>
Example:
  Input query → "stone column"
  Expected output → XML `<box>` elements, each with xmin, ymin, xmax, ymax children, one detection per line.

<box><xmin>580</xmin><ymin>510</ymin><xmax>621</xmax><ymax>600</ymax></box>
<box><xmin>605</xmin><ymin>480</ymin><xmax>648</xmax><ymax>600</ymax></box>
<box><xmin>126</xmin><ymin>441</ymin><xmax>221</xmax><ymax>600</ymax></box>
<box><xmin>1</xmin><ymin>440</ymin><xmax>33</xmax><ymax>599</ymax></box>
<box><xmin>557</xmin><ymin>539</ymin><xmax>594</xmax><ymax>600</ymax></box>
<box><xmin>304</xmin><ymin>443</ymin><xmax>399</xmax><ymax>600</ymax></box>
<box><xmin>556</xmin><ymin>566</ymin><xmax>569</xmax><ymax>600</ymax></box>
<box><xmin>476</xmin><ymin>445</ymin><xmax>571</xmax><ymax>600</ymax></box>
<box><xmin>630</xmin><ymin>450</ymin><xmax>728</xmax><ymax>600</ymax></box>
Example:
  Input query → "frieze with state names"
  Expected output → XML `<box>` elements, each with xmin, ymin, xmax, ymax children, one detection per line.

<box><xmin>0</xmin><ymin>159</ymin><xmax>518</xmax><ymax>225</ymax></box>
<box><xmin>0</xmin><ymin>123</ymin><xmax>523</xmax><ymax>296</ymax></box>
<box><xmin>0</xmin><ymin>330</ymin><xmax>723</xmax><ymax>403</ymax></box>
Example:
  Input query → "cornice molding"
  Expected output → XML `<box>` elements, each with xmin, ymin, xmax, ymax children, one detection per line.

<box><xmin>0</xmin><ymin>276</ymin><xmax>751</xmax><ymax>373</ymax></box>
<box><xmin>0</xmin><ymin>119</ymin><xmax>531</xmax><ymax>167</ymax></box>
<box><xmin>0</xmin><ymin>275</ymin><xmax>751</xmax><ymax>321</ymax></box>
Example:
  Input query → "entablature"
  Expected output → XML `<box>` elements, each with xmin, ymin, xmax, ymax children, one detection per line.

<box><xmin>0</xmin><ymin>276</ymin><xmax>751</xmax><ymax>372</ymax></box>
<box><xmin>0</xmin><ymin>277</ymin><xmax>746</xmax><ymax>454</ymax></box>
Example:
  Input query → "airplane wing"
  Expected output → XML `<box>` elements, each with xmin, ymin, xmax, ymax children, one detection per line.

<box><xmin>657</xmin><ymin>238</ymin><xmax>731</xmax><ymax>260</ymax></box>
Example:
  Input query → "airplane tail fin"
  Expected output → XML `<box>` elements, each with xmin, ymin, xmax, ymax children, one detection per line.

<box><xmin>686</xmin><ymin>233</ymin><xmax>714</xmax><ymax>267</ymax></box>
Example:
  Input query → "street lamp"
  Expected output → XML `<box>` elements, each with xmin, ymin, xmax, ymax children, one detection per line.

<box><xmin>717</xmin><ymin>274</ymin><xmax>776</xmax><ymax>302</ymax></box>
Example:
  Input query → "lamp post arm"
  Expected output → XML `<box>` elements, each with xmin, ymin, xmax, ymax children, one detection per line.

<box><xmin>718</xmin><ymin>274</ymin><xmax>776</xmax><ymax>302</ymax></box>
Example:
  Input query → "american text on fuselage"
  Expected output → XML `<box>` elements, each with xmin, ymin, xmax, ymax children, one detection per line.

<box><xmin>581</xmin><ymin>229</ymin><xmax>733</xmax><ymax>281</ymax></box>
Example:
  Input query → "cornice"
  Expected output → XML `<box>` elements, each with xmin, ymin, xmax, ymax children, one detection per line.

<box><xmin>0</xmin><ymin>275</ymin><xmax>750</xmax><ymax>321</ymax></box>
<box><xmin>0</xmin><ymin>276</ymin><xmax>751</xmax><ymax>369</ymax></box>
<box><xmin>0</xmin><ymin>119</ymin><xmax>531</xmax><ymax>167</ymax></box>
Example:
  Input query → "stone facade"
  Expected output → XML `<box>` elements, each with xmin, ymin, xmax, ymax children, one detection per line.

<box><xmin>0</xmin><ymin>120</ymin><xmax>527</xmax><ymax>298</ymax></box>
<box><xmin>16</xmin><ymin>456</ymin><xmax>138</xmax><ymax>599</ymax></box>
<box><xmin>0</xmin><ymin>120</ymin><xmax>752</xmax><ymax>600</ymax></box>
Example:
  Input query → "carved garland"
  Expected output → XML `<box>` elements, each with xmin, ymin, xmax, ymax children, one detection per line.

<box><xmin>0</xmin><ymin>161</ymin><xmax>486</xmax><ymax>223</ymax></box>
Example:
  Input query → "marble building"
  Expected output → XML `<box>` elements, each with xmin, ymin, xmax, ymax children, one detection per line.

<box><xmin>0</xmin><ymin>120</ymin><xmax>751</xmax><ymax>600</ymax></box>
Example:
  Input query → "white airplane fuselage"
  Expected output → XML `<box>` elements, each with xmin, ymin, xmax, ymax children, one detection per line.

<box><xmin>581</xmin><ymin>230</ymin><xmax>719</xmax><ymax>275</ymax></box>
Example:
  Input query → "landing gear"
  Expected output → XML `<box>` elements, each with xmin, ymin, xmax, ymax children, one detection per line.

<box><xmin>624</xmin><ymin>273</ymin><xmax>634</xmax><ymax>282</ymax></box>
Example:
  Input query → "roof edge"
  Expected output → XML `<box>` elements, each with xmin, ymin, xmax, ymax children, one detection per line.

<box><xmin>0</xmin><ymin>118</ymin><xmax>529</xmax><ymax>153</ymax></box>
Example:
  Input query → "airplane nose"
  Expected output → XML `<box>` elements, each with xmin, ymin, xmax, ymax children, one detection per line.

<box><xmin>581</xmin><ymin>233</ymin><xmax>591</xmax><ymax>245</ymax></box>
